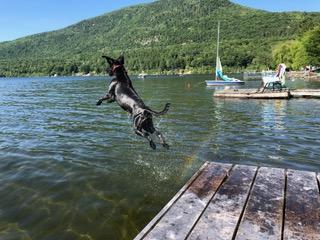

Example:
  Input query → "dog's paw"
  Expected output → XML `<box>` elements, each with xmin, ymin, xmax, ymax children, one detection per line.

<box><xmin>96</xmin><ymin>100</ymin><xmax>103</xmax><ymax>106</ymax></box>
<box><xmin>149</xmin><ymin>141</ymin><xmax>156</xmax><ymax>150</ymax></box>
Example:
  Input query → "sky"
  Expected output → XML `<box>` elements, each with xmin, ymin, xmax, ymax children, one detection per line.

<box><xmin>232</xmin><ymin>0</ymin><xmax>320</xmax><ymax>12</ymax></box>
<box><xmin>0</xmin><ymin>0</ymin><xmax>319</xmax><ymax>43</ymax></box>
<box><xmin>0</xmin><ymin>0</ymin><xmax>152</xmax><ymax>42</ymax></box>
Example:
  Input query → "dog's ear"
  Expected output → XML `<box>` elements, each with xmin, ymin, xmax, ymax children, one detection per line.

<box><xmin>102</xmin><ymin>56</ymin><xmax>115</xmax><ymax>65</ymax></box>
<box><xmin>118</xmin><ymin>55</ymin><xmax>124</xmax><ymax>65</ymax></box>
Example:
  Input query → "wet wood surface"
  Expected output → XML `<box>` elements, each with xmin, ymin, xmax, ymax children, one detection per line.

<box><xmin>283</xmin><ymin>170</ymin><xmax>320</xmax><ymax>240</ymax></box>
<box><xmin>235</xmin><ymin>167</ymin><xmax>285</xmax><ymax>240</ymax></box>
<box><xmin>135</xmin><ymin>162</ymin><xmax>320</xmax><ymax>240</ymax></box>
<box><xmin>142</xmin><ymin>163</ymin><xmax>232</xmax><ymax>240</ymax></box>
<box><xmin>134</xmin><ymin>162</ymin><xmax>210</xmax><ymax>240</ymax></box>
<box><xmin>187</xmin><ymin>165</ymin><xmax>257</xmax><ymax>239</ymax></box>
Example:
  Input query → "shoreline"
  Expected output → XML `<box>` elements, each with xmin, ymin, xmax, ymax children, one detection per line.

<box><xmin>1</xmin><ymin>71</ymin><xmax>319</xmax><ymax>81</ymax></box>
<box><xmin>288</xmin><ymin>71</ymin><xmax>320</xmax><ymax>81</ymax></box>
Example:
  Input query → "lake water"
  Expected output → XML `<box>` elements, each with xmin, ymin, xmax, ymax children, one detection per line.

<box><xmin>0</xmin><ymin>75</ymin><xmax>320</xmax><ymax>239</ymax></box>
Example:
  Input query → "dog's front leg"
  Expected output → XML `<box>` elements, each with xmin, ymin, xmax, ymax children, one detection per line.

<box><xmin>97</xmin><ymin>78</ymin><xmax>117</xmax><ymax>105</ymax></box>
<box><xmin>96</xmin><ymin>94</ymin><xmax>115</xmax><ymax>105</ymax></box>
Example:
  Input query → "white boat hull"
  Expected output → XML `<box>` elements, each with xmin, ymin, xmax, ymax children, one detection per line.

<box><xmin>205</xmin><ymin>80</ymin><xmax>245</xmax><ymax>86</ymax></box>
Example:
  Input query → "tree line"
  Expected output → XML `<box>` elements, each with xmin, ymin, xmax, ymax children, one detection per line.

<box><xmin>0</xmin><ymin>0</ymin><xmax>319</xmax><ymax>77</ymax></box>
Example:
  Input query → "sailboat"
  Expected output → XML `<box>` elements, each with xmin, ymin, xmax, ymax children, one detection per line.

<box><xmin>205</xmin><ymin>22</ymin><xmax>245</xmax><ymax>86</ymax></box>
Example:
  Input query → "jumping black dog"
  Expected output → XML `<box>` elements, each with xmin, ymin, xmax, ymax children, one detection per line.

<box><xmin>97</xmin><ymin>55</ymin><xmax>170</xmax><ymax>149</ymax></box>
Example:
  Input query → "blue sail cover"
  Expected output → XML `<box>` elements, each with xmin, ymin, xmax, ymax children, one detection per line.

<box><xmin>215</xmin><ymin>57</ymin><xmax>236</xmax><ymax>81</ymax></box>
<box><xmin>205</xmin><ymin>22</ymin><xmax>244</xmax><ymax>86</ymax></box>
<box><xmin>216</xmin><ymin>70</ymin><xmax>235</xmax><ymax>81</ymax></box>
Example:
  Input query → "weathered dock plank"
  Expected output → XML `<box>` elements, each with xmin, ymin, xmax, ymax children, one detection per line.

<box><xmin>283</xmin><ymin>170</ymin><xmax>320</xmax><ymax>240</ymax></box>
<box><xmin>135</xmin><ymin>162</ymin><xmax>232</xmax><ymax>240</ymax></box>
<box><xmin>134</xmin><ymin>162</ymin><xmax>210</xmax><ymax>240</ymax></box>
<box><xmin>136</xmin><ymin>162</ymin><xmax>320</xmax><ymax>240</ymax></box>
<box><xmin>187</xmin><ymin>165</ymin><xmax>257</xmax><ymax>240</ymax></box>
<box><xmin>235</xmin><ymin>167</ymin><xmax>285</xmax><ymax>240</ymax></box>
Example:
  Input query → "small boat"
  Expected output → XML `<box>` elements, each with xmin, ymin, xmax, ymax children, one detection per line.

<box><xmin>205</xmin><ymin>21</ymin><xmax>245</xmax><ymax>86</ymax></box>
<box><xmin>205</xmin><ymin>57</ymin><xmax>245</xmax><ymax>86</ymax></box>
<box><xmin>205</xmin><ymin>80</ymin><xmax>244</xmax><ymax>86</ymax></box>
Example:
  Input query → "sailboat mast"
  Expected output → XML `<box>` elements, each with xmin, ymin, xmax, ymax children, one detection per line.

<box><xmin>215</xmin><ymin>21</ymin><xmax>220</xmax><ymax>80</ymax></box>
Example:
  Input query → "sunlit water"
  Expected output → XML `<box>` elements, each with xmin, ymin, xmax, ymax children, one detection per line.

<box><xmin>0</xmin><ymin>75</ymin><xmax>320</xmax><ymax>239</ymax></box>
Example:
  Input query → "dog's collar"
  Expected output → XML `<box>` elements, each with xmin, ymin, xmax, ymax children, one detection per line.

<box><xmin>112</xmin><ymin>64</ymin><xmax>123</xmax><ymax>73</ymax></box>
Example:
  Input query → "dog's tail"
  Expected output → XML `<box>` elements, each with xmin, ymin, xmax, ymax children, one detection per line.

<box><xmin>145</xmin><ymin>103</ymin><xmax>170</xmax><ymax>116</ymax></box>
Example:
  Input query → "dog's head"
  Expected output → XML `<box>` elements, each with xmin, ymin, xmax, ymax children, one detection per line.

<box><xmin>102</xmin><ymin>55</ymin><xmax>124</xmax><ymax>76</ymax></box>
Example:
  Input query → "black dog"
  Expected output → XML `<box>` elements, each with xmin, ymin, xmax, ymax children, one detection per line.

<box><xmin>97</xmin><ymin>55</ymin><xmax>170</xmax><ymax>149</ymax></box>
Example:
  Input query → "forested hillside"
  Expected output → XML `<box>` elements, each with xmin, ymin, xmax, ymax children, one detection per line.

<box><xmin>0</xmin><ymin>0</ymin><xmax>320</xmax><ymax>76</ymax></box>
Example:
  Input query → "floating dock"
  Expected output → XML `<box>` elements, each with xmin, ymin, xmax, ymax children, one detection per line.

<box><xmin>135</xmin><ymin>162</ymin><xmax>320</xmax><ymax>240</ymax></box>
<box><xmin>213</xmin><ymin>89</ymin><xmax>320</xmax><ymax>99</ymax></box>
<box><xmin>291</xmin><ymin>89</ymin><xmax>320</xmax><ymax>98</ymax></box>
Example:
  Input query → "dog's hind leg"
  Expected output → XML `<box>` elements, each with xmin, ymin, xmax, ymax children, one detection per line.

<box><xmin>155</xmin><ymin>129</ymin><xmax>169</xmax><ymax>149</ymax></box>
<box><xmin>134</xmin><ymin>130</ymin><xmax>156</xmax><ymax>150</ymax></box>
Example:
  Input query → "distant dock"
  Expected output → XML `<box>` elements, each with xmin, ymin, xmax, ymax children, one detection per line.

<box><xmin>213</xmin><ymin>89</ymin><xmax>320</xmax><ymax>99</ymax></box>
<box><xmin>135</xmin><ymin>162</ymin><xmax>320</xmax><ymax>240</ymax></box>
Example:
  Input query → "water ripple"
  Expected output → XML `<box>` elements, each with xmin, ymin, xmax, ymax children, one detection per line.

<box><xmin>0</xmin><ymin>76</ymin><xmax>320</xmax><ymax>239</ymax></box>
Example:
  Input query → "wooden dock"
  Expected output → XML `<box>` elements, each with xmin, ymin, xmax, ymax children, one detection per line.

<box><xmin>213</xmin><ymin>89</ymin><xmax>320</xmax><ymax>99</ymax></box>
<box><xmin>291</xmin><ymin>89</ymin><xmax>320</xmax><ymax>98</ymax></box>
<box><xmin>135</xmin><ymin>162</ymin><xmax>320</xmax><ymax>240</ymax></box>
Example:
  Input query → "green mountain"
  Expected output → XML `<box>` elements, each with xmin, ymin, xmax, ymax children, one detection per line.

<box><xmin>0</xmin><ymin>0</ymin><xmax>320</xmax><ymax>76</ymax></box>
